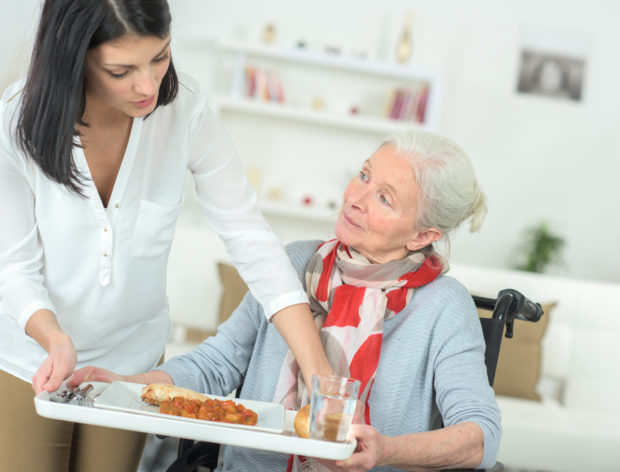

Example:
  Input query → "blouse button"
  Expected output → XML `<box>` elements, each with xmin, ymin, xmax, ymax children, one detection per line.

<box><xmin>103</xmin><ymin>252</ymin><xmax>108</xmax><ymax>257</ymax></box>
<box><xmin>115</xmin><ymin>203</ymin><xmax>120</xmax><ymax>209</ymax></box>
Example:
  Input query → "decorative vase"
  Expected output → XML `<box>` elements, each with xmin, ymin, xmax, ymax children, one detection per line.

<box><xmin>396</xmin><ymin>13</ymin><xmax>413</xmax><ymax>64</ymax></box>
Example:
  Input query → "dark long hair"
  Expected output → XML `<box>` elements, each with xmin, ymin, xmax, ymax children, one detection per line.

<box><xmin>16</xmin><ymin>0</ymin><xmax>178</xmax><ymax>193</ymax></box>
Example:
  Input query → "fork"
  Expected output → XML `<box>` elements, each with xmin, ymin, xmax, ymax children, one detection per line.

<box><xmin>74</xmin><ymin>383</ymin><xmax>94</xmax><ymax>407</ymax></box>
<box><xmin>50</xmin><ymin>384</ymin><xmax>94</xmax><ymax>406</ymax></box>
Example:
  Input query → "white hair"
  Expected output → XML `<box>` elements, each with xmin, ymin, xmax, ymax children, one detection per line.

<box><xmin>381</xmin><ymin>129</ymin><xmax>487</xmax><ymax>251</ymax></box>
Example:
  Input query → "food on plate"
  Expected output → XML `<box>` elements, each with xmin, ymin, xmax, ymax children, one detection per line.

<box><xmin>141</xmin><ymin>383</ymin><xmax>209</xmax><ymax>405</ymax></box>
<box><xmin>140</xmin><ymin>383</ymin><xmax>257</xmax><ymax>426</ymax></box>
<box><xmin>294</xmin><ymin>403</ymin><xmax>310</xmax><ymax>438</ymax></box>
<box><xmin>160</xmin><ymin>396</ymin><xmax>258</xmax><ymax>425</ymax></box>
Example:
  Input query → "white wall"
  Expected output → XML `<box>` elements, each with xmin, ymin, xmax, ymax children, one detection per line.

<box><xmin>2</xmin><ymin>0</ymin><xmax>619</xmax><ymax>283</ymax></box>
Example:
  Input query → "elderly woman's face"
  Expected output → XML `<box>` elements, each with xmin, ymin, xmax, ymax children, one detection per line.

<box><xmin>335</xmin><ymin>145</ymin><xmax>437</xmax><ymax>263</ymax></box>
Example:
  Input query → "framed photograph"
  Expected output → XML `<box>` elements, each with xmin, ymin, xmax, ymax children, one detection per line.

<box><xmin>516</xmin><ymin>27</ymin><xmax>588</xmax><ymax>102</ymax></box>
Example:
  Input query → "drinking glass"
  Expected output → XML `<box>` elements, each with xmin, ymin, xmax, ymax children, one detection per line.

<box><xmin>309</xmin><ymin>374</ymin><xmax>361</xmax><ymax>442</ymax></box>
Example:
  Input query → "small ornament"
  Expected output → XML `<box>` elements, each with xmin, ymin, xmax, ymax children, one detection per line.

<box><xmin>349</xmin><ymin>105</ymin><xmax>360</xmax><ymax>115</ymax></box>
<box><xmin>262</xmin><ymin>23</ymin><xmax>277</xmax><ymax>44</ymax></box>
<box><xmin>266</xmin><ymin>186</ymin><xmax>283</xmax><ymax>201</ymax></box>
<box><xmin>311</xmin><ymin>97</ymin><xmax>326</xmax><ymax>110</ymax></box>
<box><xmin>301</xmin><ymin>195</ymin><xmax>314</xmax><ymax>206</ymax></box>
<box><xmin>324</xmin><ymin>44</ymin><xmax>342</xmax><ymax>55</ymax></box>
<box><xmin>246</xmin><ymin>167</ymin><xmax>262</xmax><ymax>193</ymax></box>
<box><xmin>396</xmin><ymin>12</ymin><xmax>413</xmax><ymax>64</ymax></box>
<box><xmin>296</xmin><ymin>39</ymin><xmax>307</xmax><ymax>49</ymax></box>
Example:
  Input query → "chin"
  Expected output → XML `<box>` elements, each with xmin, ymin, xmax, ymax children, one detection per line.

<box><xmin>133</xmin><ymin>106</ymin><xmax>156</xmax><ymax>118</ymax></box>
<box><xmin>334</xmin><ymin>221</ymin><xmax>347</xmax><ymax>243</ymax></box>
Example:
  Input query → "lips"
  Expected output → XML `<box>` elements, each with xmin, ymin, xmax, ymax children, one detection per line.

<box><xmin>133</xmin><ymin>95</ymin><xmax>155</xmax><ymax>108</ymax></box>
<box><xmin>342</xmin><ymin>211</ymin><xmax>362</xmax><ymax>229</ymax></box>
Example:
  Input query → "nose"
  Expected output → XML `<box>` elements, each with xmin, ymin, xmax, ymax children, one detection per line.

<box><xmin>134</xmin><ymin>69</ymin><xmax>157</xmax><ymax>96</ymax></box>
<box><xmin>347</xmin><ymin>184</ymin><xmax>369</xmax><ymax>212</ymax></box>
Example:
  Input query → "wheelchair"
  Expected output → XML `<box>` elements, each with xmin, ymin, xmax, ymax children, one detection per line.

<box><xmin>164</xmin><ymin>288</ymin><xmax>544</xmax><ymax>472</ymax></box>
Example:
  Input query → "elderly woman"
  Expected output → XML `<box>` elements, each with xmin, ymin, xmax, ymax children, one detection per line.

<box><xmin>73</xmin><ymin>129</ymin><xmax>500</xmax><ymax>471</ymax></box>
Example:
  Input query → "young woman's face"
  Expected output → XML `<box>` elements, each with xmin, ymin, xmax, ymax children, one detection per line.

<box><xmin>84</xmin><ymin>34</ymin><xmax>171</xmax><ymax>118</ymax></box>
<box><xmin>334</xmin><ymin>145</ymin><xmax>439</xmax><ymax>264</ymax></box>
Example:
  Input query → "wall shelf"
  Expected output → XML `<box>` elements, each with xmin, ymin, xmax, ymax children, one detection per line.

<box><xmin>259</xmin><ymin>200</ymin><xmax>338</xmax><ymax>223</ymax></box>
<box><xmin>212</xmin><ymin>97</ymin><xmax>425</xmax><ymax>134</ymax></box>
<box><xmin>210</xmin><ymin>38</ymin><xmax>441</xmax><ymax>131</ymax></box>
<box><xmin>215</xmin><ymin>39</ymin><xmax>440</xmax><ymax>83</ymax></box>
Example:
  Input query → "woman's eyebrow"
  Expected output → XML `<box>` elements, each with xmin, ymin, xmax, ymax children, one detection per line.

<box><xmin>104</xmin><ymin>40</ymin><xmax>171</xmax><ymax>67</ymax></box>
<box><xmin>154</xmin><ymin>40</ymin><xmax>172</xmax><ymax>57</ymax></box>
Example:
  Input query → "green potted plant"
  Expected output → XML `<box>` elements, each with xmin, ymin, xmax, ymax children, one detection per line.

<box><xmin>513</xmin><ymin>221</ymin><xmax>566</xmax><ymax>273</ymax></box>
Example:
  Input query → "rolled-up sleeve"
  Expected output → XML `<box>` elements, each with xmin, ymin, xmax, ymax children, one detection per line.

<box><xmin>186</xmin><ymin>99</ymin><xmax>308</xmax><ymax>319</ymax></box>
<box><xmin>0</xmin><ymin>108</ymin><xmax>55</xmax><ymax>329</ymax></box>
<box><xmin>432</xmin><ymin>291</ymin><xmax>502</xmax><ymax>469</ymax></box>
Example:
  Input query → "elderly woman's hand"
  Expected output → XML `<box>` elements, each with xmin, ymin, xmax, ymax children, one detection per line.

<box><xmin>68</xmin><ymin>365</ymin><xmax>175</xmax><ymax>388</ymax></box>
<box><xmin>68</xmin><ymin>366</ymin><xmax>126</xmax><ymax>387</ymax></box>
<box><xmin>315</xmin><ymin>424</ymin><xmax>388</xmax><ymax>472</ymax></box>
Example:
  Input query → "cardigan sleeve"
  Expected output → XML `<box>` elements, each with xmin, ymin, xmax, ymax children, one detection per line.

<box><xmin>430</xmin><ymin>280</ymin><xmax>502</xmax><ymax>469</ymax></box>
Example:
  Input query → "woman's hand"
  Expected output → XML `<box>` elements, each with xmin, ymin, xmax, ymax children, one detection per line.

<box><xmin>31</xmin><ymin>331</ymin><xmax>77</xmax><ymax>395</ymax></box>
<box><xmin>315</xmin><ymin>424</ymin><xmax>387</xmax><ymax>472</ymax></box>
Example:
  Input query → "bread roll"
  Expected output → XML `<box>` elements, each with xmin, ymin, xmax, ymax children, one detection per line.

<box><xmin>294</xmin><ymin>404</ymin><xmax>310</xmax><ymax>438</ymax></box>
<box><xmin>141</xmin><ymin>383</ymin><xmax>209</xmax><ymax>406</ymax></box>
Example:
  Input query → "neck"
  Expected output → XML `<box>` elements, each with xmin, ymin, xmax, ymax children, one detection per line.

<box><xmin>82</xmin><ymin>93</ymin><xmax>132</xmax><ymax>130</ymax></box>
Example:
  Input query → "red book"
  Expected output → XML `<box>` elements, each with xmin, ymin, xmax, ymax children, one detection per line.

<box><xmin>391</xmin><ymin>88</ymin><xmax>404</xmax><ymax>119</ymax></box>
<box><xmin>244</xmin><ymin>66</ymin><xmax>256</xmax><ymax>98</ymax></box>
<box><xmin>415</xmin><ymin>85</ymin><xmax>429</xmax><ymax>123</ymax></box>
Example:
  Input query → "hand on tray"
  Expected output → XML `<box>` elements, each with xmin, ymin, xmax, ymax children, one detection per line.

<box><xmin>68</xmin><ymin>366</ymin><xmax>125</xmax><ymax>387</ymax></box>
<box><xmin>313</xmin><ymin>424</ymin><xmax>385</xmax><ymax>472</ymax></box>
<box><xmin>32</xmin><ymin>340</ymin><xmax>77</xmax><ymax>395</ymax></box>
<box><xmin>68</xmin><ymin>366</ymin><xmax>174</xmax><ymax>389</ymax></box>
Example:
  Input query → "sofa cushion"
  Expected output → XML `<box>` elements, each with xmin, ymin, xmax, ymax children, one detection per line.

<box><xmin>217</xmin><ymin>261</ymin><xmax>248</xmax><ymax>324</ymax></box>
<box><xmin>478</xmin><ymin>302</ymin><xmax>555</xmax><ymax>401</ymax></box>
<box><xmin>563</xmin><ymin>329</ymin><xmax>620</xmax><ymax>413</ymax></box>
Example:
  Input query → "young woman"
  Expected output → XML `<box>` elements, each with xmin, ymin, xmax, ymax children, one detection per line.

<box><xmin>0</xmin><ymin>1</ymin><xmax>331</xmax><ymax>470</ymax></box>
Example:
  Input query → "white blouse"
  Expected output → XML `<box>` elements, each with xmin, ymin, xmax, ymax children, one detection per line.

<box><xmin>0</xmin><ymin>74</ymin><xmax>308</xmax><ymax>382</ymax></box>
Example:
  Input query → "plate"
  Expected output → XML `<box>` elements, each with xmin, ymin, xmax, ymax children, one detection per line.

<box><xmin>94</xmin><ymin>382</ymin><xmax>284</xmax><ymax>433</ymax></box>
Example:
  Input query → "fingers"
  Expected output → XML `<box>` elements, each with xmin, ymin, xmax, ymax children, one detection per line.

<box><xmin>32</xmin><ymin>359</ymin><xmax>53</xmax><ymax>395</ymax></box>
<box><xmin>32</xmin><ymin>344</ymin><xmax>78</xmax><ymax>394</ymax></box>
<box><xmin>67</xmin><ymin>366</ymin><xmax>91</xmax><ymax>387</ymax></box>
<box><xmin>349</xmin><ymin>423</ymin><xmax>370</xmax><ymax>438</ymax></box>
<box><xmin>334</xmin><ymin>424</ymin><xmax>381</xmax><ymax>471</ymax></box>
<box><xmin>68</xmin><ymin>366</ymin><xmax>120</xmax><ymax>386</ymax></box>
<box><xmin>44</xmin><ymin>362</ymin><xmax>68</xmax><ymax>392</ymax></box>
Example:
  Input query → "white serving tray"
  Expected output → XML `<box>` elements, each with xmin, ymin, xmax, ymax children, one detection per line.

<box><xmin>34</xmin><ymin>381</ymin><xmax>355</xmax><ymax>460</ymax></box>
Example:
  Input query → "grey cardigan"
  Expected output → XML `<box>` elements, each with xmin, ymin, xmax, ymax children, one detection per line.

<box><xmin>159</xmin><ymin>240</ymin><xmax>501</xmax><ymax>471</ymax></box>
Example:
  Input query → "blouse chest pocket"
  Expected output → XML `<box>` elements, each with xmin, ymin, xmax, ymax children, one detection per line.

<box><xmin>131</xmin><ymin>199</ymin><xmax>183</xmax><ymax>260</ymax></box>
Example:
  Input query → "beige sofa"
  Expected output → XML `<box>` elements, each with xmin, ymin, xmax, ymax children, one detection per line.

<box><xmin>450</xmin><ymin>263</ymin><xmax>620</xmax><ymax>472</ymax></box>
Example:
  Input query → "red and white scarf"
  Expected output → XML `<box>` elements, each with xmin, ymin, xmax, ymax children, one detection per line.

<box><xmin>273</xmin><ymin>239</ymin><xmax>446</xmax><ymax>471</ymax></box>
